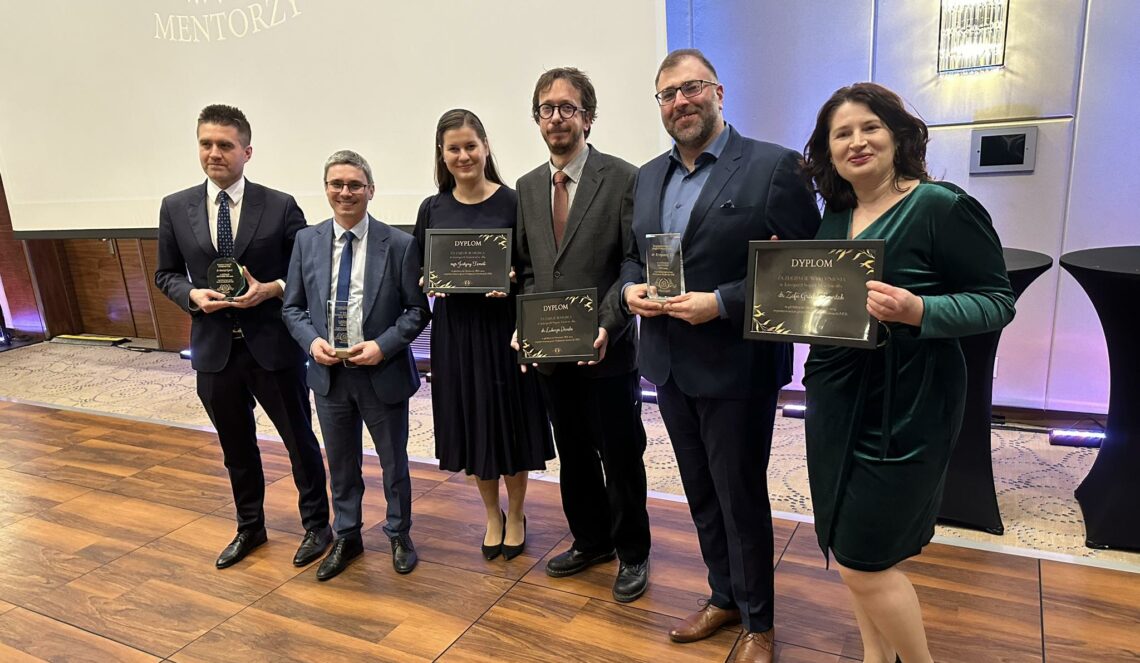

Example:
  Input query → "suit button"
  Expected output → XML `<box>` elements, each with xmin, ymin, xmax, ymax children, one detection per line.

<box><xmin>553</xmin><ymin>270</ymin><xmax>562</xmax><ymax>279</ymax></box>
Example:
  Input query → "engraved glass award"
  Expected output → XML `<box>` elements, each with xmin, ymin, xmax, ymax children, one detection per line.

<box><xmin>645</xmin><ymin>233</ymin><xmax>684</xmax><ymax>301</ymax></box>
<box><xmin>207</xmin><ymin>258</ymin><xmax>248</xmax><ymax>300</ymax></box>
<box><xmin>327</xmin><ymin>299</ymin><xmax>361</xmax><ymax>359</ymax></box>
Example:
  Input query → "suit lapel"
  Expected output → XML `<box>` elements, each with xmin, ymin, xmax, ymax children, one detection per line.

<box><xmin>188</xmin><ymin>183</ymin><xmax>215</xmax><ymax>258</ymax></box>
<box><xmin>528</xmin><ymin>171</ymin><xmax>558</xmax><ymax>261</ymax></box>
<box><xmin>233</xmin><ymin>181</ymin><xmax>263</xmax><ymax>260</ymax></box>
<box><xmin>683</xmin><ymin>128</ymin><xmax>743</xmax><ymax>246</ymax></box>
<box><xmin>314</xmin><ymin>221</ymin><xmax>334</xmax><ymax>321</ymax></box>
<box><xmin>362</xmin><ymin>216</ymin><xmax>389</xmax><ymax>324</ymax></box>
<box><xmin>558</xmin><ymin>151</ymin><xmax>603</xmax><ymax>259</ymax></box>
<box><xmin>646</xmin><ymin>158</ymin><xmax>669</xmax><ymax>235</ymax></box>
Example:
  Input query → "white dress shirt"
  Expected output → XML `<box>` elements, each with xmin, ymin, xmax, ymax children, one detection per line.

<box><xmin>329</xmin><ymin>215</ymin><xmax>369</xmax><ymax>345</ymax></box>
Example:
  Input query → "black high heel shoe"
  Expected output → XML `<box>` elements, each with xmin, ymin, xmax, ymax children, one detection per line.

<box><xmin>482</xmin><ymin>510</ymin><xmax>505</xmax><ymax>560</ymax></box>
<box><xmin>502</xmin><ymin>515</ymin><xmax>527</xmax><ymax>560</ymax></box>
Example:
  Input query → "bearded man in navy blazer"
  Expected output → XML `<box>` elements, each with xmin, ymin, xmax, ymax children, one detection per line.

<box><xmin>621</xmin><ymin>50</ymin><xmax>820</xmax><ymax>663</ymax></box>
<box><xmin>282</xmin><ymin>150</ymin><xmax>430</xmax><ymax>581</ymax></box>
<box><xmin>155</xmin><ymin>104</ymin><xmax>331</xmax><ymax>571</ymax></box>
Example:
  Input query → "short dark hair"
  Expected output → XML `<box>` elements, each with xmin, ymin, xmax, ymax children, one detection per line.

<box><xmin>802</xmin><ymin>82</ymin><xmax>930</xmax><ymax>212</ymax></box>
<box><xmin>655</xmin><ymin>48</ymin><xmax>719</xmax><ymax>87</ymax></box>
<box><xmin>531</xmin><ymin>67</ymin><xmax>597</xmax><ymax>138</ymax></box>
<box><xmin>197</xmin><ymin>104</ymin><xmax>251</xmax><ymax>146</ymax></box>
<box><xmin>324</xmin><ymin>149</ymin><xmax>374</xmax><ymax>185</ymax></box>
<box><xmin>433</xmin><ymin>109</ymin><xmax>504</xmax><ymax>194</ymax></box>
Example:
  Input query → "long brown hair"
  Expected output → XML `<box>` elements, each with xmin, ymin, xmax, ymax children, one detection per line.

<box><xmin>802</xmin><ymin>82</ymin><xmax>930</xmax><ymax>212</ymax></box>
<box><xmin>434</xmin><ymin>109</ymin><xmax>504</xmax><ymax>194</ymax></box>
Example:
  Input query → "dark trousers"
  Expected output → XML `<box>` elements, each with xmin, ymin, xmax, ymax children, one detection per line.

<box><xmin>538</xmin><ymin>366</ymin><xmax>651</xmax><ymax>564</ymax></box>
<box><xmin>656</xmin><ymin>377</ymin><xmax>779</xmax><ymax>633</ymax></box>
<box><xmin>315</xmin><ymin>365</ymin><xmax>411</xmax><ymax>540</ymax></box>
<box><xmin>196</xmin><ymin>338</ymin><xmax>329</xmax><ymax>534</ymax></box>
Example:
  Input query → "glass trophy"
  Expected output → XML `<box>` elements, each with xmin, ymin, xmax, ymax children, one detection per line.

<box><xmin>207</xmin><ymin>258</ymin><xmax>248</xmax><ymax>300</ymax></box>
<box><xmin>645</xmin><ymin>233</ymin><xmax>685</xmax><ymax>301</ymax></box>
<box><xmin>327</xmin><ymin>300</ymin><xmax>362</xmax><ymax>359</ymax></box>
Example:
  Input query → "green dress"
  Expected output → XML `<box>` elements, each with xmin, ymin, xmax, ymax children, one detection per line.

<box><xmin>803</xmin><ymin>181</ymin><xmax>1015</xmax><ymax>571</ymax></box>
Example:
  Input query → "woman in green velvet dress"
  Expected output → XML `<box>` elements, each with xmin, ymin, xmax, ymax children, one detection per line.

<box><xmin>800</xmin><ymin>83</ymin><xmax>1015</xmax><ymax>663</ymax></box>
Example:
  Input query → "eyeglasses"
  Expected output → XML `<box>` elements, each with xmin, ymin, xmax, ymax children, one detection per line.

<box><xmin>536</xmin><ymin>103</ymin><xmax>587</xmax><ymax>120</ymax></box>
<box><xmin>326</xmin><ymin>180</ymin><xmax>369</xmax><ymax>193</ymax></box>
<box><xmin>654</xmin><ymin>79</ymin><xmax>717</xmax><ymax>106</ymax></box>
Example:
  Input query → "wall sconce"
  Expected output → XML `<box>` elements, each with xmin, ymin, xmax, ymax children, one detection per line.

<box><xmin>938</xmin><ymin>0</ymin><xmax>1010</xmax><ymax>73</ymax></box>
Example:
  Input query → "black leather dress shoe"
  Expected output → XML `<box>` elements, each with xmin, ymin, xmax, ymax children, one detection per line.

<box><xmin>215</xmin><ymin>528</ymin><xmax>268</xmax><ymax>569</ymax></box>
<box><xmin>391</xmin><ymin>533</ymin><xmax>418</xmax><ymax>574</ymax></box>
<box><xmin>315</xmin><ymin>535</ymin><xmax>363</xmax><ymax>581</ymax></box>
<box><xmin>293</xmin><ymin>526</ymin><xmax>333</xmax><ymax>567</ymax></box>
<box><xmin>544</xmin><ymin>546</ymin><xmax>616</xmax><ymax>578</ymax></box>
<box><xmin>612</xmin><ymin>558</ymin><xmax>650</xmax><ymax>603</ymax></box>
<box><xmin>501</xmin><ymin>516</ymin><xmax>527</xmax><ymax>561</ymax></box>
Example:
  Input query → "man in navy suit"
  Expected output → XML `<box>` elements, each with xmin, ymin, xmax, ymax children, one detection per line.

<box><xmin>621</xmin><ymin>50</ymin><xmax>820</xmax><ymax>663</ymax></box>
<box><xmin>282</xmin><ymin>150</ymin><xmax>430</xmax><ymax>581</ymax></box>
<box><xmin>155</xmin><ymin>104</ymin><xmax>331</xmax><ymax>571</ymax></box>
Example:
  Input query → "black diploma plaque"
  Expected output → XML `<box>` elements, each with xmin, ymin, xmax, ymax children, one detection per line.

<box><xmin>744</xmin><ymin>239</ymin><xmax>885</xmax><ymax>348</ymax></box>
<box><xmin>516</xmin><ymin>288</ymin><xmax>599</xmax><ymax>364</ymax></box>
<box><xmin>645</xmin><ymin>233</ymin><xmax>685</xmax><ymax>301</ymax></box>
<box><xmin>208</xmin><ymin>258</ymin><xmax>248</xmax><ymax>300</ymax></box>
<box><xmin>424</xmin><ymin>228</ymin><xmax>512</xmax><ymax>293</ymax></box>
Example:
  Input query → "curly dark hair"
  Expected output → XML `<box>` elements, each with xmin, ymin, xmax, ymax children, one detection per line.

<box><xmin>433</xmin><ymin>109</ymin><xmax>504</xmax><ymax>194</ymax></box>
<box><xmin>197</xmin><ymin>104</ymin><xmax>251</xmax><ymax>147</ymax></box>
<box><xmin>802</xmin><ymin>82</ymin><xmax>930</xmax><ymax>212</ymax></box>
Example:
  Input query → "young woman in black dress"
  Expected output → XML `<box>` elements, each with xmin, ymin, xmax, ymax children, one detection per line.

<box><xmin>413</xmin><ymin>109</ymin><xmax>554</xmax><ymax>560</ymax></box>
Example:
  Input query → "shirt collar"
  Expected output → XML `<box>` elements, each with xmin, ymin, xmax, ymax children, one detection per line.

<box><xmin>333</xmin><ymin>214</ymin><xmax>370</xmax><ymax>242</ymax></box>
<box><xmin>548</xmin><ymin>143</ymin><xmax>590</xmax><ymax>183</ymax></box>
<box><xmin>669</xmin><ymin>122</ymin><xmax>731</xmax><ymax>170</ymax></box>
<box><xmin>206</xmin><ymin>176</ymin><xmax>246</xmax><ymax>206</ymax></box>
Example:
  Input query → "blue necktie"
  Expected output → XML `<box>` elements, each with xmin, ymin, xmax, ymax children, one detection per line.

<box><xmin>216</xmin><ymin>191</ymin><xmax>234</xmax><ymax>257</ymax></box>
<box><xmin>336</xmin><ymin>232</ymin><xmax>354</xmax><ymax>302</ymax></box>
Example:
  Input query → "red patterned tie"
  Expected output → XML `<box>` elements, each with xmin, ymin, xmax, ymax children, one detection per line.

<box><xmin>552</xmin><ymin>170</ymin><xmax>569</xmax><ymax>248</ymax></box>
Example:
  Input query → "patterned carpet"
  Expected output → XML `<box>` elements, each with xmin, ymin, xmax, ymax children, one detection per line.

<box><xmin>1</xmin><ymin>342</ymin><xmax>1135</xmax><ymax>572</ymax></box>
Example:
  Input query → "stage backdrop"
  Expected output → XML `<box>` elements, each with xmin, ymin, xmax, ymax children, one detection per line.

<box><xmin>0</xmin><ymin>0</ymin><xmax>668</xmax><ymax>236</ymax></box>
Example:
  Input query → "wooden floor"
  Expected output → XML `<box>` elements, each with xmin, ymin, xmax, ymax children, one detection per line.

<box><xmin>0</xmin><ymin>401</ymin><xmax>1136</xmax><ymax>662</ymax></box>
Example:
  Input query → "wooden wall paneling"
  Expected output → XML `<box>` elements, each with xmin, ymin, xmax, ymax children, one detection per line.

<box><xmin>62</xmin><ymin>239</ymin><xmax>135</xmax><ymax>337</ymax></box>
<box><xmin>139</xmin><ymin>240</ymin><xmax>190</xmax><ymax>352</ymax></box>
<box><xmin>0</xmin><ymin>174</ymin><xmax>45</xmax><ymax>336</ymax></box>
<box><xmin>116</xmin><ymin>240</ymin><xmax>156</xmax><ymax>339</ymax></box>
<box><xmin>23</xmin><ymin>239</ymin><xmax>82</xmax><ymax>337</ymax></box>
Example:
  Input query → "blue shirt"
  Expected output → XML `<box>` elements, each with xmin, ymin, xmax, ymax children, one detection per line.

<box><xmin>660</xmin><ymin>124</ymin><xmax>731</xmax><ymax>235</ymax></box>
<box><xmin>659</xmin><ymin>124</ymin><xmax>732</xmax><ymax>317</ymax></box>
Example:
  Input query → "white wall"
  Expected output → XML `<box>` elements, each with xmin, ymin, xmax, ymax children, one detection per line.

<box><xmin>673</xmin><ymin>0</ymin><xmax>1139</xmax><ymax>413</ymax></box>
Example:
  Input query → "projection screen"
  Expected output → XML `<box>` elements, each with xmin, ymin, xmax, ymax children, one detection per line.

<box><xmin>0</xmin><ymin>0</ymin><xmax>667</xmax><ymax>237</ymax></box>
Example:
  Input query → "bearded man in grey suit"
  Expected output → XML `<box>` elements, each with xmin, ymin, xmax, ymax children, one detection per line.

<box><xmin>512</xmin><ymin>67</ymin><xmax>651</xmax><ymax>603</ymax></box>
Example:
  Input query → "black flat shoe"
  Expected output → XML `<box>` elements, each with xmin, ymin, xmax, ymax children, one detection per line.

<box><xmin>391</xmin><ymin>533</ymin><xmax>418</xmax><ymax>574</ymax></box>
<box><xmin>612</xmin><ymin>558</ymin><xmax>650</xmax><ymax>603</ymax></box>
<box><xmin>482</xmin><ymin>510</ymin><xmax>505</xmax><ymax>561</ymax></box>
<box><xmin>293</xmin><ymin>526</ymin><xmax>333</xmax><ymax>567</ymax></box>
<box><xmin>315</xmin><ymin>535</ymin><xmax>363</xmax><ymax>581</ymax></box>
<box><xmin>545</xmin><ymin>546</ymin><xmax>616</xmax><ymax>577</ymax></box>
<box><xmin>215</xmin><ymin>528</ymin><xmax>268</xmax><ymax>569</ymax></box>
<box><xmin>502</xmin><ymin>515</ymin><xmax>527</xmax><ymax>561</ymax></box>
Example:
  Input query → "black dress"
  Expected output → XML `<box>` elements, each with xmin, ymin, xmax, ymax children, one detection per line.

<box><xmin>413</xmin><ymin>187</ymin><xmax>554</xmax><ymax>479</ymax></box>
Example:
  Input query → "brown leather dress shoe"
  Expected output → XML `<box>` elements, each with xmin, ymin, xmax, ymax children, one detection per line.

<box><xmin>668</xmin><ymin>601</ymin><xmax>742</xmax><ymax>643</ymax></box>
<box><xmin>730</xmin><ymin>629</ymin><xmax>775</xmax><ymax>663</ymax></box>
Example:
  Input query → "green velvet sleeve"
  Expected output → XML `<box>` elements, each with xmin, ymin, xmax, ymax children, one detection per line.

<box><xmin>917</xmin><ymin>193</ymin><xmax>1016</xmax><ymax>339</ymax></box>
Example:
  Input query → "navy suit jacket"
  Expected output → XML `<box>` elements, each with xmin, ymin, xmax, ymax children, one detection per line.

<box><xmin>155</xmin><ymin>179</ymin><xmax>307</xmax><ymax>373</ymax></box>
<box><xmin>620</xmin><ymin>127</ymin><xmax>821</xmax><ymax>399</ymax></box>
<box><xmin>281</xmin><ymin>216</ymin><xmax>430</xmax><ymax>402</ymax></box>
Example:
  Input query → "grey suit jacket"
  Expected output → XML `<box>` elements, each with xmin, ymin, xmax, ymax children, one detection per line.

<box><xmin>281</xmin><ymin>215</ymin><xmax>430</xmax><ymax>402</ymax></box>
<box><xmin>516</xmin><ymin>145</ymin><xmax>638</xmax><ymax>378</ymax></box>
